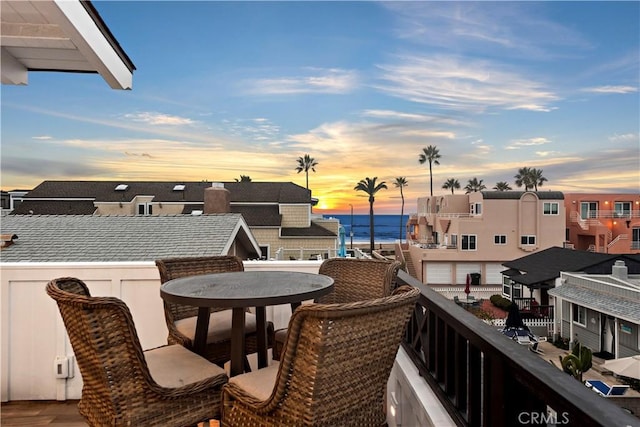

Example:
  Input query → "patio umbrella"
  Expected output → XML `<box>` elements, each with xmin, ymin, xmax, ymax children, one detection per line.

<box><xmin>337</xmin><ymin>225</ymin><xmax>347</xmax><ymax>258</ymax></box>
<box><xmin>603</xmin><ymin>355</ymin><xmax>640</xmax><ymax>380</ymax></box>
<box><xmin>464</xmin><ymin>273</ymin><xmax>471</xmax><ymax>297</ymax></box>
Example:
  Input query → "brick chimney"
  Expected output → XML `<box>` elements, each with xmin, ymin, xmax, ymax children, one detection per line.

<box><xmin>204</xmin><ymin>182</ymin><xmax>230</xmax><ymax>213</ymax></box>
<box><xmin>611</xmin><ymin>260</ymin><xmax>628</xmax><ymax>280</ymax></box>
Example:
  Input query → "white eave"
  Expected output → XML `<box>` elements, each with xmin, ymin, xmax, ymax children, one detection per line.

<box><xmin>1</xmin><ymin>0</ymin><xmax>135</xmax><ymax>89</ymax></box>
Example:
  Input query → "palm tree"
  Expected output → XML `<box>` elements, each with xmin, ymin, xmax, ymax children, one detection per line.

<box><xmin>514</xmin><ymin>167</ymin><xmax>548</xmax><ymax>191</ymax></box>
<box><xmin>442</xmin><ymin>178</ymin><xmax>460</xmax><ymax>194</ymax></box>
<box><xmin>354</xmin><ymin>177</ymin><xmax>387</xmax><ymax>253</ymax></box>
<box><xmin>529</xmin><ymin>168</ymin><xmax>548</xmax><ymax>191</ymax></box>
<box><xmin>418</xmin><ymin>145</ymin><xmax>441</xmax><ymax>196</ymax></box>
<box><xmin>235</xmin><ymin>175</ymin><xmax>252</xmax><ymax>182</ymax></box>
<box><xmin>514</xmin><ymin>167</ymin><xmax>533</xmax><ymax>191</ymax></box>
<box><xmin>393</xmin><ymin>177</ymin><xmax>408</xmax><ymax>243</ymax></box>
<box><xmin>493</xmin><ymin>181</ymin><xmax>512</xmax><ymax>191</ymax></box>
<box><xmin>464</xmin><ymin>177</ymin><xmax>486</xmax><ymax>194</ymax></box>
<box><xmin>295</xmin><ymin>154</ymin><xmax>318</xmax><ymax>190</ymax></box>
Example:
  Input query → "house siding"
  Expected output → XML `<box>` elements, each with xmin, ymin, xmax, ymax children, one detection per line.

<box><xmin>280</xmin><ymin>204</ymin><xmax>310</xmax><ymax>227</ymax></box>
<box><xmin>618</xmin><ymin>322</ymin><xmax>639</xmax><ymax>358</ymax></box>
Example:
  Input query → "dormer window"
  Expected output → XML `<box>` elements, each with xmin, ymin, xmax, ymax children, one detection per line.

<box><xmin>173</xmin><ymin>184</ymin><xmax>185</xmax><ymax>191</ymax></box>
<box><xmin>115</xmin><ymin>184</ymin><xmax>128</xmax><ymax>191</ymax></box>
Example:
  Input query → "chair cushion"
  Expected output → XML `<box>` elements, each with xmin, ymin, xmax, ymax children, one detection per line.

<box><xmin>144</xmin><ymin>344</ymin><xmax>226</xmax><ymax>388</ymax></box>
<box><xmin>228</xmin><ymin>361</ymin><xmax>279</xmax><ymax>401</ymax></box>
<box><xmin>175</xmin><ymin>310</ymin><xmax>258</xmax><ymax>343</ymax></box>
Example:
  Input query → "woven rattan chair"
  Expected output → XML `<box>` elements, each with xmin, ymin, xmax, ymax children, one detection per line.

<box><xmin>155</xmin><ymin>255</ymin><xmax>274</xmax><ymax>368</ymax></box>
<box><xmin>221</xmin><ymin>285</ymin><xmax>420</xmax><ymax>426</ymax></box>
<box><xmin>272</xmin><ymin>257</ymin><xmax>401</xmax><ymax>360</ymax></box>
<box><xmin>46</xmin><ymin>277</ymin><xmax>228</xmax><ymax>427</ymax></box>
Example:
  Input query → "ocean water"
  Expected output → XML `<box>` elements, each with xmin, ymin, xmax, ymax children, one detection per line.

<box><xmin>324</xmin><ymin>214</ymin><xmax>408</xmax><ymax>243</ymax></box>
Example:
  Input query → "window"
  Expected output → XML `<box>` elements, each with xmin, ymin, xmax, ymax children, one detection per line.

<box><xmin>632</xmin><ymin>228</ymin><xmax>640</xmax><ymax>250</ymax></box>
<box><xmin>572</xmin><ymin>305</ymin><xmax>586</xmax><ymax>326</ymax></box>
<box><xmin>614</xmin><ymin>202</ymin><xmax>631</xmax><ymax>217</ymax></box>
<box><xmin>502</xmin><ymin>278</ymin><xmax>522</xmax><ymax>299</ymax></box>
<box><xmin>494</xmin><ymin>235</ymin><xmax>507</xmax><ymax>245</ymax></box>
<box><xmin>461</xmin><ymin>234</ymin><xmax>477</xmax><ymax>250</ymax></box>
<box><xmin>521</xmin><ymin>235</ymin><xmax>536</xmax><ymax>245</ymax></box>
<box><xmin>543</xmin><ymin>202</ymin><xmax>559</xmax><ymax>215</ymax></box>
<box><xmin>450</xmin><ymin>234</ymin><xmax>458</xmax><ymax>247</ymax></box>
<box><xmin>470</xmin><ymin>203</ymin><xmax>482</xmax><ymax>215</ymax></box>
<box><xmin>580</xmin><ymin>202</ymin><xmax>598</xmax><ymax>219</ymax></box>
<box><xmin>137</xmin><ymin>203</ymin><xmax>153</xmax><ymax>215</ymax></box>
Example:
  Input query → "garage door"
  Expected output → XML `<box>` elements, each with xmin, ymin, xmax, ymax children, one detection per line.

<box><xmin>485</xmin><ymin>263</ymin><xmax>505</xmax><ymax>285</ymax></box>
<box><xmin>425</xmin><ymin>263</ymin><xmax>452</xmax><ymax>285</ymax></box>
<box><xmin>456</xmin><ymin>264</ymin><xmax>481</xmax><ymax>285</ymax></box>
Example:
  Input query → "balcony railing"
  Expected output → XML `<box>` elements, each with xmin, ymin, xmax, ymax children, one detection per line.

<box><xmin>396</xmin><ymin>270</ymin><xmax>638</xmax><ymax>427</ymax></box>
<box><xmin>511</xmin><ymin>297</ymin><xmax>554</xmax><ymax>322</ymax></box>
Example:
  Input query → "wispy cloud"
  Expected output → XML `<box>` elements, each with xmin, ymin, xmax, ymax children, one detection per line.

<box><xmin>581</xmin><ymin>85</ymin><xmax>638</xmax><ymax>94</ymax></box>
<box><xmin>32</xmin><ymin>135</ymin><xmax>53</xmax><ymax>140</ymax></box>
<box><xmin>383</xmin><ymin>2</ymin><xmax>591</xmax><ymax>60</ymax></box>
<box><xmin>505</xmin><ymin>137</ymin><xmax>551</xmax><ymax>150</ymax></box>
<box><xmin>608</xmin><ymin>133</ymin><xmax>639</xmax><ymax>143</ymax></box>
<box><xmin>361</xmin><ymin>109</ymin><xmax>465</xmax><ymax>126</ymax></box>
<box><xmin>375</xmin><ymin>54</ymin><xmax>559</xmax><ymax>112</ymax></box>
<box><xmin>123</xmin><ymin>112</ymin><xmax>196</xmax><ymax>126</ymax></box>
<box><xmin>244</xmin><ymin>68</ymin><xmax>358</xmax><ymax>95</ymax></box>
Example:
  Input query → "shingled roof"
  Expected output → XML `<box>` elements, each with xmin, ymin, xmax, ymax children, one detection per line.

<box><xmin>281</xmin><ymin>223</ymin><xmax>337</xmax><ymax>237</ymax></box>
<box><xmin>18</xmin><ymin>180</ymin><xmax>311</xmax><ymax>204</ymax></box>
<box><xmin>502</xmin><ymin>246</ymin><xmax>640</xmax><ymax>286</ymax></box>
<box><xmin>0</xmin><ymin>214</ymin><xmax>260</xmax><ymax>262</ymax></box>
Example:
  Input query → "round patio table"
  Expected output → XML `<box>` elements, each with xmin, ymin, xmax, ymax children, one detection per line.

<box><xmin>160</xmin><ymin>270</ymin><xmax>334</xmax><ymax>376</ymax></box>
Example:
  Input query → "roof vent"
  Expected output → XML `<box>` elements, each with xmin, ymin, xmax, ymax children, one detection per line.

<box><xmin>1</xmin><ymin>234</ymin><xmax>18</xmax><ymax>249</ymax></box>
<box><xmin>173</xmin><ymin>184</ymin><xmax>185</xmax><ymax>191</ymax></box>
<box><xmin>115</xmin><ymin>184</ymin><xmax>129</xmax><ymax>191</ymax></box>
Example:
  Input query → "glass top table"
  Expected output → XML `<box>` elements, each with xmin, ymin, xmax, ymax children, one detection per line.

<box><xmin>160</xmin><ymin>270</ymin><xmax>334</xmax><ymax>376</ymax></box>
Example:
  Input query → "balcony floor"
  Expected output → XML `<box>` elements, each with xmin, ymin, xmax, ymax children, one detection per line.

<box><xmin>0</xmin><ymin>400</ymin><xmax>220</xmax><ymax>426</ymax></box>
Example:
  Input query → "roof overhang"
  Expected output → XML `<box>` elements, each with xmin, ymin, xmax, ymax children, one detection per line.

<box><xmin>1</xmin><ymin>0</ymin><xmax>135</xmax><ymax>89</ymax></box>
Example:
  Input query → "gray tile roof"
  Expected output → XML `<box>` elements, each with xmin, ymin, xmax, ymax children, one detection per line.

<box><xmin>0</xmin><ymin>214</ymin><xmax>256</xmax><ymax>262</ymax></box>
<box><xmin>549</xmin><ymin>283</ymin><xmax>640</xmax><ymax>323</ymax></box>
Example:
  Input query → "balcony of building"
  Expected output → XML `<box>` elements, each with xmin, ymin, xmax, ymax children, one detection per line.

<box><xmin>1</xmin><ymin>261</ymin><xmax>637</xmax><ymax>426</ymax></box>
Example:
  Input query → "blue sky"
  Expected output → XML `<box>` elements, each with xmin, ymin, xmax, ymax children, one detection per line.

<box><xmin>2</xmin><ymin>1</ymin><xmax>638</xmax><ymax>214</ymax></box>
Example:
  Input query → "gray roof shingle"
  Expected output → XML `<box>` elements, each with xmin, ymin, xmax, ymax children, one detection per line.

<box><xmin>18</xmin><ymin>180</ymin><xmax>311</xmax><ymax>204</ymax></box>
<box><xmin>549</xmin><ymin>283</ymin><xmax>640</xmax><ymax>323</ymax></box>
<box><xmin>502</xmin><ymin>247</ymin><xmax>640</xmax><ymax>285</ymax></box>
<box><xmin>0</xmin><ymin>214</ymin><xmax>255</xmax><ymax>262</ymax></box>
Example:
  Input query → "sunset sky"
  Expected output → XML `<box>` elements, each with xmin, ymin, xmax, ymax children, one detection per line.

<box><xmin>1</xmin><ymin>1</ymin><xmax>638</xmax><ymax>214</ymax></box>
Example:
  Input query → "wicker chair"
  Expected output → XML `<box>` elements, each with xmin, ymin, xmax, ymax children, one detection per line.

<box><xmin>272</xmin><ymin>257</ymin><xmax>401</xmax><ymax>360</ymax></box>
<box><xmin>46</xmin><ymin>277</ymin><xmax>228</xmax><ymax>427</ymax></box>
<box><xmin>221</xmin><ymin>286</ymin><xmax>420</xmax><ymax>426</ymax></box>
<box><xmin>155</xmin><ymin>255</ymin><xmax>274</xmax><ymax>368</ymax></box>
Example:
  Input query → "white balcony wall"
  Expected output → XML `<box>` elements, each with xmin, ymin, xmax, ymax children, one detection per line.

<box><xmin>1</xmin><ymin>260</ymin><xmax>452</xmax><ymax>425</ymax></box>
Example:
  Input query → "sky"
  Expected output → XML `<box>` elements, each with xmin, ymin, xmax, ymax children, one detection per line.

<box><xmin>1</xmin><ymin>1</ymin><xmax>639</xmax><ymax>215</ymax></box>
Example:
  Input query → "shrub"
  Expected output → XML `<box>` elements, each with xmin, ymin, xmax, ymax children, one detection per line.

<box><xmin>490</xmin><ymin>294</ymin><xmax>512</xmax><ymax>310</ymax></box>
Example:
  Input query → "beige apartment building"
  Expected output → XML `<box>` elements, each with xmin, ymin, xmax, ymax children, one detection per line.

<box><xmin>563</xmin><ymin>193</ymin><xmax>640</xmax><ymax>254</ymax></box>
<box><xmin>406</xmin><ymin>191</ymin><xmax>566</xmax><ymax>285</ymax></box>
